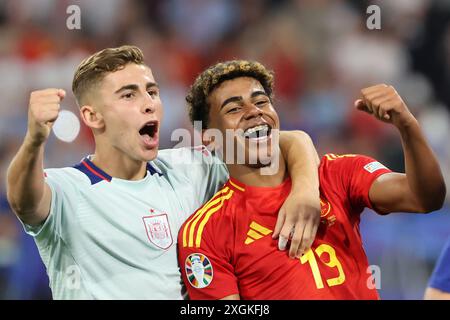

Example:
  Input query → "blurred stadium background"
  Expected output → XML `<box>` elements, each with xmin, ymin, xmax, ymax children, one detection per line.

<box><xmin>0</xmin><ymin>0</ymin><xmax>449</xmax><ymax>300</ymax></box>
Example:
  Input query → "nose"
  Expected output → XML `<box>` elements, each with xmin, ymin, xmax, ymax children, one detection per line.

<box><xmin>142</xmin><ymin>95</ymin><xmax>156</xmax><ymax>114</ymax></box>
<box><xmin>243</xmin><ymin>102</ymin><xmax>263</xmax><ymax>120</ymax></box>
<box><xmin>143</xmin><ymin>105</ymin><xmax>155</xmax><ymax>114</ymax></box>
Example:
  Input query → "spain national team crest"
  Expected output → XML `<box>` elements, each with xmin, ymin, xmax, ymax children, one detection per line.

<box><xmin>185</xmin><ymin>253</ymin><xmax>213</xmax><ymax>288</ymax></box>
<box><xmin>320</xmin><ymin>197</ymin><xmax>332</xmax><ymax>218</ymax></box>
<box><xmin>320</xmin><ymin>197</ymin><xmax>336</xmax><ymax>226</ymax></box>
<box><xmin>142</xmin><ymin>213</ymin><xmax>173</xmax><ymax>249</ymax></box>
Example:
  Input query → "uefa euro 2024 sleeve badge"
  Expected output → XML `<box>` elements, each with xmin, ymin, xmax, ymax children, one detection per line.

<box><xmin>185</xmin><ymin>253</ymin><xmax>213</xmax><ymax>288</ymax></box>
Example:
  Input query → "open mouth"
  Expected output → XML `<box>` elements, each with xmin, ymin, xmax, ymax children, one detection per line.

<box><xmin>139</xmin><ymin>121</ymin><xmax>159</xmax><ymax>148</ymax></box>
<box><xmin>139</xmin><ymin>121</ymin><xmax>158</xmax><ymax>138</ymax></box>
<box><xmin>243</xmin><ymin>124</ymin><xmax>272</xmax><ymax>140</ymax></box>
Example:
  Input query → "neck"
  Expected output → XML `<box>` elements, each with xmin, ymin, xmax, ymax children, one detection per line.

<box><xmin>227</xmin><ymin>154</ymin><xmax>288</xmax><ymax>187</ymax></box>
<box><xmin>91</xmin><ymin>142</ymin><xmax>147</xmax><ymax>181</ymax></box>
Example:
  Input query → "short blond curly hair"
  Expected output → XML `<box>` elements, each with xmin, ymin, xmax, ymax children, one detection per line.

<box><xmin>186</xmin><ymin>60</ymin><xmax>274</xmax><ymax>129</ymax></box>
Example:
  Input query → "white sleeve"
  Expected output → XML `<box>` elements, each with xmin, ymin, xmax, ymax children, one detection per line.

<box><xmin>21</xmin><ymin>169</ymin><xmax>79</xmax><ymax>247</ymax></box>
<box><xmin>188</xmin><ymin>146</ymin><xmax>229</xmax><ymax>204</ymax></box>
<box><xmin>156</xmin><ymin>146</ymin><xmax>229</xmax><ymax>205</ymax></box>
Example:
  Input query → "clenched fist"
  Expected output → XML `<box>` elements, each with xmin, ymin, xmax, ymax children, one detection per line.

<box><xmin>355</xmin><ymin>84</ymin><xmax>417</xmax><ymax>129</ymax></box>
<box><xmin>27</xmin><ymin>88</ymin><xmax>66</xmax><ymax>145</ymax></box>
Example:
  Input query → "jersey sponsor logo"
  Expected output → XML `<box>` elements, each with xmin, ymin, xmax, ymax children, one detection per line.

<box><xmin>185</xmin><ymin>253</ymin><xmax>213</xmax><ymax>288</ymax></box>
<box><xmin>363</xmin><ymin>161</ymin><xmax>387</xmax><ymax>173</ymax></box>
<box><xmin>245</xmin><ymin>221</ymin><xmax>272</xmax><ymax>245</ymax></box>
<box><xmin>142</xmin><ymin>213</ymin><xmax>173</xmax><ymax>249</ymax></box>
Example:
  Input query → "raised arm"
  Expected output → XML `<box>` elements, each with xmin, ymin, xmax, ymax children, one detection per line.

<box><xmin>275</xmin><ymin>131</ymin><xmax>321</xmax><ymax>258</ymax></box>
<box><xmin>6</xmin><ymin>89</ymin><xmax>65</xmax><ymax>226</ymax></box>
<box><xmin>355</xmin><ymin>84</ymin><xmax>446</xmax><ymax>214</ymax></box>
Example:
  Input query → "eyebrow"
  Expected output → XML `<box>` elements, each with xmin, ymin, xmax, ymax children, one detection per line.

<box><xmin>220</xmin><ymin>96</ymin><xmax>242</xmax><ymax>110</ymax></box>
<box><xmin>220</xmin><ymin>90</ymin><xmax>269</xmax><ymax>110</ymax></box>
<box><xmin>114</xmin><ymin>82</ymin><xmax>159</xmax><ymax>94</ymax></box>
<box><xmin>251</xmin><ymin>90</ymin><xmax>269</xmax><ymax>99</ymax></box>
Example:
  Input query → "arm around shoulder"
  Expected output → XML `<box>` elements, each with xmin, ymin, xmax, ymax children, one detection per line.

<box><xmin>277</xmin><ymin>130</ymin><xmax>321</xmax><ymax>258</ymax></box>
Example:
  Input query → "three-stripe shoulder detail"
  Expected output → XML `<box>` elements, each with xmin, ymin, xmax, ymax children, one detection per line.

<box><xmin>182</xmin><ymin>186</ymin><xmax>234</xmax><ymax>248</ymax></box>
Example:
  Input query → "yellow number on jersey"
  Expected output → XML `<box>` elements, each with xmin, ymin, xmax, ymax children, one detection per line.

<box><xmin>300</xmin><ymin>244</ymin><xmax>346</xmax><ymax>289</ymax></box>
<box><xmin>324</xmin><ymin>153</ymin><xmax>356</xmax><ymax>161</ymax></box>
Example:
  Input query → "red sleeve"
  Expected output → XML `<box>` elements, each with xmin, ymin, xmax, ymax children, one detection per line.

<box><xmin>177</xmin><ymin>216</ymin><xmax>239</xmax><ymax>300</ymax></box>
<box><xmin>321</xmin><ymin>154</ymin><xmax>392</xmax><ymax>213</ymax></box>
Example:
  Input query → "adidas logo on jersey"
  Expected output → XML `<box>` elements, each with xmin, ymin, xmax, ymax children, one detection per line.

<box><xmin>245</xmin><ymin>221</ymin><xmax>272</xmax><ymax>244</ymax></box>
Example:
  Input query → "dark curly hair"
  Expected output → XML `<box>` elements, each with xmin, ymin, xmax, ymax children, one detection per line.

<box><xmin>186</xmin><ymin>60</ymin><xmax>275</xmax><ymax>129</ymax></box>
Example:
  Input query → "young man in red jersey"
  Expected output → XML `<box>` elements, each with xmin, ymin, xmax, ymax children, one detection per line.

<box><xmin>178</xmin><ymin>60</ymin><xmax>446</xmax><ymax>299</ymax></box>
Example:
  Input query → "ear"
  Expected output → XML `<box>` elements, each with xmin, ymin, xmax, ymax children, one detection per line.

<box><xmin>80</xmin><ymin>105</ymin><xmax>104</xmax><ymax>130</ymax></box>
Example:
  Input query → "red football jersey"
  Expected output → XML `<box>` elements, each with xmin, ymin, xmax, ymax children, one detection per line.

<box><xmin>178</xmin><ymin>154</ymin><xmax>392</xmax><ymax>299</ymax></box>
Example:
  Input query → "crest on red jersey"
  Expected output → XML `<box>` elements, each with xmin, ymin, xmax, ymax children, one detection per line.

<box><xmin>320</xmin><ymin>197</ymin><xmax>336</xmax><ymax>226</ymax></box>
<box><xmin>143</xmin><ymin>213</ymin><xmax>173</xmax><ymax>249</ymax></box>
<box><xmin>320</xmin><ymin>198</ymin><xmax>332</xmax><ymax>217</ymax></box>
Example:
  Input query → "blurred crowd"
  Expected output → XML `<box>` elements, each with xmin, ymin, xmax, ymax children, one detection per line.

<box><xmin>0</xmin><ymin>0</ymin><xmax>449</xmax><ymax>299</ymax></box>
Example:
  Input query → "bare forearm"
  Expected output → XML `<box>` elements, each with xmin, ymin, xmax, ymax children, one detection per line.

<box><xmin>358</xmin><ymin>84</ymin><xmax>446</xmax><ymax>213</ymax></box>
<box><xmin>399</xmin><ymin>119</ymin><xmax>446</xmax><ymax>211</ymax></box>
<box><xmin>7</xmin><ymin>135</ymin><xmax>47</xmax><ymax>217</ymax></box>
<box><xmin>7</xmin><ymin>89</ymin><xmax>63</xmax><ymax>224</ymax></box>
<box><xmin>276</xmin><ymin>130</ymin><xmax>321</xmax><ymax>257</ymax></box>
<box><xmin>279</xmin><ymin>131</ymin><xmax>320</xmax><ymax>191</ymax></box>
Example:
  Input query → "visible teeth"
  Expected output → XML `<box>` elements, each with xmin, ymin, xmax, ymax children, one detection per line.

<box><xmin>244</xmin><ymin>124</ymin><xmax>270</xmax><ymax>138</ymax></box>
<box><xmin>245</xmin><ymin>125</ymin><xmax>268</xmax><ymax>134</ymax></box>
